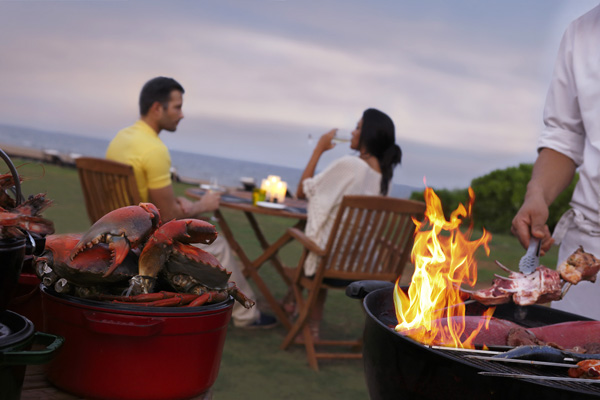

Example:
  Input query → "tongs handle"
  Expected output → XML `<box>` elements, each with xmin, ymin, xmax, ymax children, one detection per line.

<box><xmin>527</xmin><ymin>238</ymin><xmax>541</xmax><ymax>257</ymax></box>
<box><xmin>519</xmin><ymin>237</ymin><xmax>541</xmax><ymax>274</ymax></box>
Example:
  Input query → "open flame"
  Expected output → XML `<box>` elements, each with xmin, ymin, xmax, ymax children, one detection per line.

<box><xmin>394</xmin><ymin>187</ymin><xmax>494</xmax><ymax>348</ymax></box>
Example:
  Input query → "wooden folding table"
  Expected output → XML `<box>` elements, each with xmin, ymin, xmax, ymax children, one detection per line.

<box><xmin>186</xmin><ymin>188</ymin><xmax>307</xmax><ymax>330</ymax></box>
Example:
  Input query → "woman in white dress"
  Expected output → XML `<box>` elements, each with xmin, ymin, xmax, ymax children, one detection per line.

<box><xmin>287</xmin><ymin>108</ymin><xmax>402</xmax><ymax>339</ymax></box>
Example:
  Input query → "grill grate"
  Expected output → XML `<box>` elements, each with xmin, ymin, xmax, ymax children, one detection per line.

<box><xmin>433</xmin><ymin>347</ymin><xmax>600</xmax><ymax>396</ymax></box>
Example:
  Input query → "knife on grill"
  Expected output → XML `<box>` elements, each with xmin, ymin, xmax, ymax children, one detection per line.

<box><xmin>519</xmin><ymin>238</ymin><xmax>541</xmax><ymax>274</ymax></box>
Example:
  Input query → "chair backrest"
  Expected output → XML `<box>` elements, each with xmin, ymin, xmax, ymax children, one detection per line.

<box><xmin>318</xmin><ymin>195</ymin><xmax>426</xmax><ymax>282</ymax></box>
<box><xmin>75</xmin><ymin>157</ymin><xmax>141</xmax><ymax>224</ymax></box>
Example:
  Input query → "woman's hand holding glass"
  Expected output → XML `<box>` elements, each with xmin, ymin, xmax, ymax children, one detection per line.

<box><xmin>315</xmin><ymin>129</ymin><xmax>337</xmax><ymax>154</ymax></box>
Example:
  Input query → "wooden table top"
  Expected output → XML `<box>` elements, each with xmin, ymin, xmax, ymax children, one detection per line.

<box><xmin>186</xmin><ymin>188</ymin><xmax>308</xmax><ymax>220</ymax></box>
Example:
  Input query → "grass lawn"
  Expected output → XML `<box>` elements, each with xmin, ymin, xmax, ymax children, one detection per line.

<box><xmin>9</xmin><ymin>158</ymin><xmax>559</xmax><ymax>400</ymax></box>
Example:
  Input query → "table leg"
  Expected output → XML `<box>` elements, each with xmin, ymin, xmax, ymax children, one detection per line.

<box><xmin>214</xmin><ymin>209</ymin><xmax>292</xmax><ymax>330</ymax></box>
<box><xmin>245</xmin><ymin>212</ymin><xmax>305</xmax><ymax>287</ymax></box>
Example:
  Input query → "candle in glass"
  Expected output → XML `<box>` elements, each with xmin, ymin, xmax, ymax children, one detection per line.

<box><xmin>261</xmin><ymin>179</ymin><xmax>271</xmax><ymax>201</ymax></box>
<box><xmin>266</xmin><ymin>175</ymin><xmax>281</xmax><ymax>202</ymax></box>
<box><xmin>275</xmin><ymin>181</ymin><xmax>287</xmax><ymax>203</ymax></box>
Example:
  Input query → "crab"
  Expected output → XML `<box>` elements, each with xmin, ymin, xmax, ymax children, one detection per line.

<box><xmin>35</xmin><ymin>203</ymin><xmax>254</xmax><ymax>308</ymax></box>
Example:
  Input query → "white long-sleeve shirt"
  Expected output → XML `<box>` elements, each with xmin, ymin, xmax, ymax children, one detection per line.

<box><xmin>539</xmin><ymin>4</ymin><xmax>600</xmax><ymax>227</ymax></box>
<box><xmin>539</xmin><ymin>5</ymin><xmax>600</xmax><ymax>319</ymax></box>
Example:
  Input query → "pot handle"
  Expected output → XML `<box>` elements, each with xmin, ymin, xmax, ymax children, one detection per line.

<box><xmin>83</xmin><ymin>311</ymin><xmax>165</xmax><ymax>337</ymax></box>
<box><xmin>0</xmin><ymin>332</ymin><xmax>64</xmax><ymax>365</ymax></box>
<box><xmin>345</xmin><ymin>280</ymin><xmax>395</xmax><ymax>299</ymax></box>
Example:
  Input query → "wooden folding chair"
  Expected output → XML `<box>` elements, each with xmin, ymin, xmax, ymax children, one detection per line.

<box><xmin>75</xmin><ymin>157</ymin><xmax>141</xmax><ymax>224</ymax></box>
<box><xmin>277</xmin><ymin>195</ymin><xmax>426</xmax><ymax>370</ymax></box>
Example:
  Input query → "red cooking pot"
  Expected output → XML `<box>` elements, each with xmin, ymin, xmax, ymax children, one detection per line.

<box><xmin>41</xmin><ymin>286</ymin><xmax>233</xmax><ymax>400</ymax></box>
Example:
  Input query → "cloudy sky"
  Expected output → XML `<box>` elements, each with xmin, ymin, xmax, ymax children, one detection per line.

<box><xmin>0</xmin><ymin>0</ymin><xmax>598</xmax><ymax>189</ymax></box>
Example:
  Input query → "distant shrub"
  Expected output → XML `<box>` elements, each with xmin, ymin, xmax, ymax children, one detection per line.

<box><xmin>409</xmin><ymin>163</ymin><xmax>578</xmax><ymax>234</ymax></box>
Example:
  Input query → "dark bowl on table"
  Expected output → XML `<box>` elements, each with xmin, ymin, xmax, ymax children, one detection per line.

<box><xmin>240</xmin><ymin>178</ymin><xmax>256</xmax><ymax>191</ymax></box>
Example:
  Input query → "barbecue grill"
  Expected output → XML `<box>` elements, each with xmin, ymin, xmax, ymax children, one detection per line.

<box><xmin>349</xmin><ymin>281</ymin><xmax>600</xmax><ymax>400</ymax></box>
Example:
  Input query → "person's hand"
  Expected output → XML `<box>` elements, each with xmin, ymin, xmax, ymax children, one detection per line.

<box><xmin>198</xmin><ymin>190</ymin><xmax>221</xmax><ymax>213</ymax></box>
<box><xmin>314</xmin><ymin>129</ymin><xmax>337</xmax><ymax>154</ymax></box>
<box><xmin>511</xmin><ymin>193</ymin><xmax>554</xmax><ymax>256</ymax></box>
<box><xmin>177</xmin><ymin>196</ymin><xmax>195</xmax><ymax>217</ymax></box>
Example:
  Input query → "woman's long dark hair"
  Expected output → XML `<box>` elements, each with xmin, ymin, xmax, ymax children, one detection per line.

<box><xmin>358</xmin><ymin>108</ymin><xmax>402</xmax><ymax>195</ymax></box>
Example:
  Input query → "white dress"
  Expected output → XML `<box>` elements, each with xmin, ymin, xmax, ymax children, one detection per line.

<box><xmin>302</xmin><ymin>155</ymin><xmax>381</xmax><ymax>276</ymax></box>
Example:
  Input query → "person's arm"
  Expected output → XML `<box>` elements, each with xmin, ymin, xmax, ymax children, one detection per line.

<box><xmin>148</xmin><ymin>185</ymin><xmax>220</xmax><ymax>221</ymax></box>
<box><xmin>511</xmin><ymin>148</ymin><xmax>576</xmax><ymax>253</ymax></box>
<box><xmin>296</xmin><ymin>129</ymin><xmax>336</xmax><ymax>199</ymax></box>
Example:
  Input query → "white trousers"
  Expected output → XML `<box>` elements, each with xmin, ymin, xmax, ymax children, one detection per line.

<box><xmin>196</xmin><ymin>236</ymin><xmax>260</xmax><ymax>326</ymax></box>
<box><xmin>551</xmin><ymin>208</ymin><xmax>600</xmax><ymax>320</ymax></box>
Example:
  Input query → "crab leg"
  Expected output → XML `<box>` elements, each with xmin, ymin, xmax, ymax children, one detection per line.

<box><xmin>97</xmin><ymin>291</ymin><xmax>201</xmax><ymax>307</ymax></box>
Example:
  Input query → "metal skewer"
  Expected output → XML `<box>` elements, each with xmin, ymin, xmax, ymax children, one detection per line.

<box><xmin>435</xmin><ymin>299</ymin><xmax>476</xmax><ymax>312</ymax></box>
<box><xmin>428</xmin><ymin>345</ymin><xmax>503</xmax><ymax>355</ymax></box>
<box><xmin>465</xmin><ymin>355</ymin><xmax>577</xmax><ymax>368</ymax></box>
<box><xmin>562</xmin><ymin>282</ymin><xmax>573</xmax><ymax>298</ymax></box>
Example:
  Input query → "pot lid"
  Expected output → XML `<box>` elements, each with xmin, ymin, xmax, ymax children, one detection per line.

<box><xmin>0</xmin><ymin>310</ymin><xmax>34</xmax><ymax>349</ymax></box>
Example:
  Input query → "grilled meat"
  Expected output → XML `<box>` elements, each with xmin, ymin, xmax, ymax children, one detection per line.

<box><xmin>558</xmin><ymin>246</ymin><xmax>600</xmax><ymax>285</ymax></box>
<box><xmin>467</xmin><ymin>264</ymin><xmax>562</xmax><ymax>306</ymax></box>
<box><xmin>507</xmin><ymin>321</ymin><xmax>600</xmax><ymax>352</ymax></box>
<box><xmin>569</xmin><ymin>360</ymin><xmax>600</xmax><ymax>379</ymax></box>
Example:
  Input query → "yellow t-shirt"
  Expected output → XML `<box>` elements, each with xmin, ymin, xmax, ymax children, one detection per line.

<box><xmin>105</xmin><ymin>120</ymin><xmax>172</xmax><ymax>202</ymax></box>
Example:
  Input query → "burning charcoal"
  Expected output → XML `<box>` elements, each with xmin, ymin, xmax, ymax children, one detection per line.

<box><xmin>558</xmin><ymin>246</ymin><xmax>600</xmax><ymax>284</ymax></box>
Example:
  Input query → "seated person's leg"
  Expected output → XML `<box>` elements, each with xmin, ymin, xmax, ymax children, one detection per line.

<box><xmin>196</xmin><ymin>236</ymin><xmax>275</xmax><ymax>328</ymax></box>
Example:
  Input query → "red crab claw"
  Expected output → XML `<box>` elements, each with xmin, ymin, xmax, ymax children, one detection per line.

<box><xmin>44</xmin><ymin>234</ymin><xmax>82</xmax><ymax>259</ymax></box>
<box><xmin>70</xmin><ymin>203</ymin><xmax>161</xmax><ymax>277</ymax></box>
<box><xmin>152</xmin><ymin>218</ymin><xmax>218</xmax><ymax>246</ymax></box>
<box><xmin>137</xmin><ymin>219</ymin><xmax>218</xmax><ymax>279</ymax></box>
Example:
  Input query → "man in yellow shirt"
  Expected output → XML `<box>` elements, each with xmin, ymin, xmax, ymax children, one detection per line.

<box><xmin>107</xmin><ymin>77</ymin><xmax>219</xmax><ymax>220</ymax></box>
<box><xmin>106</xmin><ymin>77</ymin><xmax>276</xmax><ymax>329</ymax></box>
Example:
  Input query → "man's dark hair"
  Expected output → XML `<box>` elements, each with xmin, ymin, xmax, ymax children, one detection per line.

<box><xmin>139</xmin><ymin>77</ymin><xmax>185</xmax><ymax>116</ymax></box>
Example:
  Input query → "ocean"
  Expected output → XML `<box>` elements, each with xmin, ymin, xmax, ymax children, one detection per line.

<box><xmin>0</xmin><ymin>123</ymin><xmax>418</xmax><ymax>198</ymax></box>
